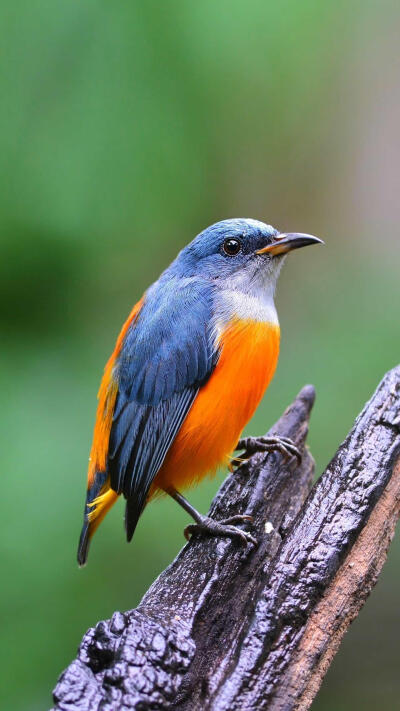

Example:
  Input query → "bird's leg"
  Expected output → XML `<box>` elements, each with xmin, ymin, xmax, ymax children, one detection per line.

<box><xmin>166</xmin><ymin>488</ymin><xmax>257</xmax><ymax>546</ymax></box>
<box><xmin>236</xmin><ymin>434</ymin><xmax>302</xmax><ymax>463</ymax></box>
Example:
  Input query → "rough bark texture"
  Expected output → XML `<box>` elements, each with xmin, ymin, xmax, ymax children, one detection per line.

<box><xmin>52</xmin><ymin>366</ymin><xmax>400</xmax><ymax>711</ymax></box>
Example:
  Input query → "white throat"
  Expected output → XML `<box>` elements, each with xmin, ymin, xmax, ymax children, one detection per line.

<box><xmin>210</xmin><ymin>256</ymin><xmax>286</xmax><ymax>348</ymax></box>
<box><xmin>217</xmin><ymin>283</ymin><xmax>279</xmax><ymax>326</ymax></box>
<box><xmin>214</xmin><ymin>255</ymin><xmax>285</xmax><ymax>328</ymax></box>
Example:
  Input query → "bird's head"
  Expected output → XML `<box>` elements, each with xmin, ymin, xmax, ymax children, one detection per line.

<box><xmin>177</xmin><ymin>218</ymin><xmax>323</xmax><ymax>294</ymax></box>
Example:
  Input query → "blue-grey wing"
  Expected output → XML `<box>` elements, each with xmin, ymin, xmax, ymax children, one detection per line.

<box><xmin>107</xmin><ymin>277</ymin><xmax>218</xmax><ymax>539</ymax></box>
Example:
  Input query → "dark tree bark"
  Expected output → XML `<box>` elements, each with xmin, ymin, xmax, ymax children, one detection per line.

<box><xmin>52</xmin><ymin>366</ymin><xmax>400</xmax><ymax>711</ymax></box>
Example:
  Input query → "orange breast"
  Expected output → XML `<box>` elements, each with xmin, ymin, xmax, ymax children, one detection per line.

<box><xmin>153</xmin><ymin>318</ymin><xmax>280</xmax><ymax>494</ymax></box>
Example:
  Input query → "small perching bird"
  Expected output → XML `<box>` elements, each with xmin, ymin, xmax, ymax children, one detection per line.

<box><xmin>78</xmin><ymin>218</ymin><xmax>323</xmax><ymax>565</ymax></box>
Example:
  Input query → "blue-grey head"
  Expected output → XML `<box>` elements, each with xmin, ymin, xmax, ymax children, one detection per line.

<box><xmin>173</xmin><ymin>218</ymin><xmax>323</xmax><ymax>294</ymax></box>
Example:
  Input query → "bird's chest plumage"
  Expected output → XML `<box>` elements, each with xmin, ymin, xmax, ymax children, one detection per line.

<box><xmin>155</xmin><ymin>288</ymin><xmax>280</xmax><ymax>492</ymax></box>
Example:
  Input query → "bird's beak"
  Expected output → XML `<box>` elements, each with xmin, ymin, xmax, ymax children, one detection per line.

<box><xmin>256</xmin><ymin>233</ymin><xmax>324</xmax><ymax>256</ymax></box>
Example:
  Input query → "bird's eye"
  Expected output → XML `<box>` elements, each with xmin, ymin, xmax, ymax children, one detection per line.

<box><xmin>222</xmin><ymin>238</ymin><xmax>241</xmax><ymax>256</ymax></box>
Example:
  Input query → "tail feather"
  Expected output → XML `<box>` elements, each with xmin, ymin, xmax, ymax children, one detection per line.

<box><xmin>77</xmin><ymin>472</ymin><xmax>117</xmax><ymax>566</ymax></box>
<box><xmin>77</xmin><ymin>520</ymin><xmax>91</xmax><ymax>567</ymax></box>
<box><xmin>125</xmin><ymin>492</ymin><xmax>148</xmax><ymax>542</ymax></box>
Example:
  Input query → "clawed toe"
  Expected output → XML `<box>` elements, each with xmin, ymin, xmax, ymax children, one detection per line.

<box><xmin>184</xmin><ymin>514</ymin><xmax>257</xmax><ymax>547</ymax></box>
<box><xmin>184</xmin><ymin>524</ymin><xmax>197</xmax><ymax>541</ymax></box>
<box><xmin>223</xmin><ymin>527</ymin><xmax>257</xmax><ymax>546</ymax></box>
<box><xmin>237</xmin><ymin>435</ymin><xmax>302</xmax><ymax>463</ymax></box>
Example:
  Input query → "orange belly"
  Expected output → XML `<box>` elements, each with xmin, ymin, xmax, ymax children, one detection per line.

<box><xmin>152</xmin><ymin>318</ymin><xmax>280</xmax><ymax>495</ymax></box>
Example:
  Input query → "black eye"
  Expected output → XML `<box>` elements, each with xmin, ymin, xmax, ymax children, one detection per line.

<box><xmin>222</xmin><ymin>238</ymin><xmax>241</xmax><ymax>256</ymax></box>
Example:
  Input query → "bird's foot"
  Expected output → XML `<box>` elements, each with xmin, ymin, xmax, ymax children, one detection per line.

<box><xmin>236</xmin><ymin>435</ymin><xmax>302</xmax><ymax>464</ymax></box>
<box><xmin>184</xmin><ymin>514</ymin><xmax>257</xmax><ymax>546</ymax></box>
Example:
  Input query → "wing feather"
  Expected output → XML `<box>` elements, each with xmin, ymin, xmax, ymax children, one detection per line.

<box><xmin>107</xmin><ymin>277</ymin><xmax>218</xmax><ymax>539</ymax></box>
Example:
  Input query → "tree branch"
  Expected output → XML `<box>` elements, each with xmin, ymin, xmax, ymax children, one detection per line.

<box><xmin>52</xmin><ymin>367</ymin><xmax>400</xmax><ymax>711</ymax></box>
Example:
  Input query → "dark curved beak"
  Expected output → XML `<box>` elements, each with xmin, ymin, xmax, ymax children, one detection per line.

<box><xmin>256</xmin><ymin>232</ymin><xmax>324</xmax><ymax>256</ymax></box>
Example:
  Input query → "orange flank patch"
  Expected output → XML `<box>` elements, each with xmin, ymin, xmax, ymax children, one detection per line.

<box><xmin>153</xmin><ymin>318</ymin><xmax>280</xmax><ymax>495</ymax></box>
<box><xmin>87</xmin><ymin>297</ymin><xmax>144</xmax><ymax>488</ymax></box>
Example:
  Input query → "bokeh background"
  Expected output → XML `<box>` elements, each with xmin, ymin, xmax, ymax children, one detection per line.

<box><xmin>1</xmin><ymin>1</ymin><xmax>399</xmax><ymax>709</ymax></box>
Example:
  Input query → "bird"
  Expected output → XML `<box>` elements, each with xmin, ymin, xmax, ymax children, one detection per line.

<box><xmin>77</xmin><ymin>218</ymin><xmax>323</xmax><ymax>565</ymax></box>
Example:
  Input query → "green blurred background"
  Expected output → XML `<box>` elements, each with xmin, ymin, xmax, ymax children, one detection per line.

<box><xmin>1</xmin><ymin>1</ymin><xmax>399</xmax><ymax>708</ymax></box>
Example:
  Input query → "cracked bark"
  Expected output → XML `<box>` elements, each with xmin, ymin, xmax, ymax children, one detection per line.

<box><xmin>52</xmin><ymin>366</ymin><xmax>400</xmax><ymax>711</ymax></box>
